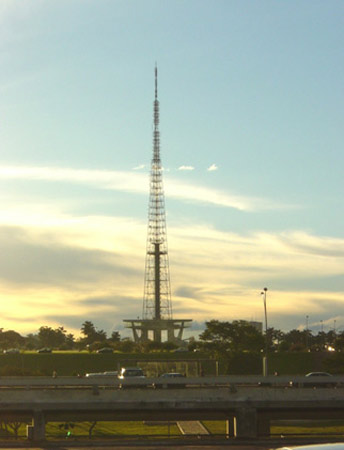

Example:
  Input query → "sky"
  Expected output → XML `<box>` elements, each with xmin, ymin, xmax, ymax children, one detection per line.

<box><xmin>0</xmin><ymin>0</ymin><xmax>344</xmax><ymax>339</ymax></box>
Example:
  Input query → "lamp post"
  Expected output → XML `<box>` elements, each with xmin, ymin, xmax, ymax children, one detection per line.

<box><xmin>261</xmin><ymin>287</ymin><xmax>268</xmax><ymax>376</ymax></box>
<box><xmin>306</xmin><ymin>315</ymin><xmax>309</xmax><ymax>350</ymax></box>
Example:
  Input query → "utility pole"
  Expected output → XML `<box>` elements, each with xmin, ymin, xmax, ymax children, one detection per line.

<box><xmin>261</xmin><ymin>287</ymin><xmax>268</xmax><ymax>376</ymax></box>
<box><xmin>306</xmin><ymin>315</ymin><xmax>309</xmax><ymax>350</ymax></box>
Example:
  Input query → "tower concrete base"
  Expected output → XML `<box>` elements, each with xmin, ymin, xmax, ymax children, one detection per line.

<box><xmin>123</xmin><ymin>318</ymin><xmax>192</xmax><ymax>343</ymax></box>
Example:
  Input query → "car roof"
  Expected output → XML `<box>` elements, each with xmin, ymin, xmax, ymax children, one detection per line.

<box><xmin>305</xmin><ymin>372</ymin><xmax>332</xmax><ymax>376</ymax></box>
<box><xmin>161</xmin><ymin>372</ymin><xmax>184</xmax><ymax>376</ymax></box>
<box><xmin>277</xmin><ymin>443</ymin><xmax>344</xmax><ymax>449</ymax></box>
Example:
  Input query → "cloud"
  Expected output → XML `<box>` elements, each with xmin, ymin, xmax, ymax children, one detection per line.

<box><xmin>0</xmin><ymin>225</ymin><xmax>141</xmax><ymax>289</ymax></box>
<box><xmin>0</xmin><ymin>164</ymin><xmax>288</xmax><ymax>211</ymax></box>
<box><xmin>207</xmin><ymin>164</ymin><xmax>218</xmax><ymax>172</ymax></box>
<box><xmin>178</xmin><ymin>165</ymin><xmax>195</xmax><ymax>171</ymax></box>
<box><xmin>174</xmin><ymin>286</ymin><xmax>203</xmax><ymax>299</ymax></box>
<box><xmin>0</xmin><ymin>215</ymin><xmax>343</xmax><ymax>335</ymax></box>
<box><xmin>0</xmin><ymin>166</ymin><xmax>340</xmax><ymax>336</ymax></box>
<box><xmin>279</xmin><ymin>232</ymin><xmax>344</xmax><ymax>258</ymax></box>
<box><xmin>133</xmin><ymin>164</ymin><xmax>145</xmax><ymax>170</ymax></box>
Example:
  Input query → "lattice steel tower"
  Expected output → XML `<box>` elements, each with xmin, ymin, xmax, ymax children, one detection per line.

<box><xmin>123</xmin><ymin>67</ymin><xmax>191</xmax><ymax>343</ymax></box>
<box><xmin>142</xmin><ymin>65</ymin><xmax>173</xmax><ymax>324</ymax></box>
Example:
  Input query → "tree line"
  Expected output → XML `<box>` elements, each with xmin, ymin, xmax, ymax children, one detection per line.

<box><xmin>192</xmin><ymin>320</ymin><xmax>342</xmax><ymax>357</ymax></box>
<box><xmin>0</xmin><ymin>319</ymin><xmax>343</xmax><ymax>355</ymax></box>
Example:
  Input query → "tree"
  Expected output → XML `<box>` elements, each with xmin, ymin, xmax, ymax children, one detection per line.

<box><xmin>109</xmin><ymin>331</ymin><xmax>121</xmax><ymax>342</ymax></box>
<box><xmin>282</xmin><ymin>329</ymin><xmax>308</xmax><ymax>351</ymax></box>
<box><xmin>268</xmin><ymin>327</ymin><xmax>285</xmax><ymax>351</ymax></box>
<box><xmin>65</xmin><ymin>333</ymin><xmax>75</xmax><ymax>349</ymax></box>
<box><xmin>80</xmin><ymin>321</ymin><xmax>107</xmax><ymax>345</ymax></box>
<box><xmin>38</xmin><ymin>326</ymin><xmax>67</xmax><ymax>348</ymax></box>
<box><xmin>334</xmin><ymin>332</ymin><xmax>344</xmax><ymax>352</ymax></box>
<box><xmin>0</xmin><ymin>330</ymin><xmax>24</xmax><ymax>350</ymax></box>
<box><xmin>25</xmin><ymin>333</ymin><xmax>40</xmax><ymax>350</ymax></box>
<box><xmin>199</xmin><ymin>320</ymin><xmax>265</xmax><ymax>357</ymax></box>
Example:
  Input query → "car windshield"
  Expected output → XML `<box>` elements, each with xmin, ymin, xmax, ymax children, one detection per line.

<box><xmin>161</xmin><ymin>373</ymin><xmax>184</xmax><ymax>378</ymax></box>
<box><xmin>124</xmin><ymin>370</ymin><xmax>143</xmax><ymax>377</ymax></box>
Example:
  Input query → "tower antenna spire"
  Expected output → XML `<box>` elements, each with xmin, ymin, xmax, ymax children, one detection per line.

<box><xmin>155</xmin><ymin>64</ymin><xmax>158</xmax><ymax>100</ymax></box>
<box><xmin>123</xmin><ymin>67</ymin><xmax>192</xmax><ymax>343</ymax></box>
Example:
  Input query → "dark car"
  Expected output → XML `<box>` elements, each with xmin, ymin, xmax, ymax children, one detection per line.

<box><xmin>305</xmin><ymin>371</ymin><xmax>332</xmax><ymax>377</ymax></box>
<box><xmin>160</xmin><ymin>372</ymin><xmax>185</xmax><ymax>379</ymax></box>
<box><xmin>154</xmin><ymin>372</ymin><xmax>186</xmax><ymax>389</ymax></box>
<box><xmin>305</xmin><ymin>371</ymin><xmax>335</xmax><ymax>388</ymax></box>
<box><xmin>96</xmin><ymin>347</ymin><xmax>113</xmax><ymax>354</ymax></box>
<box><xmin>289</xmin><ymin>372</ymin><xmax>334</xmax><ymax>388</ymax></box>
<box><xmin>37</xmin><ymin>348</ymin><xmax>52</xmax><ymax>353</ymax></box>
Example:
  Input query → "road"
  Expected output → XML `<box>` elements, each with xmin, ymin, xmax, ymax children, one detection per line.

<box><xmin>0</xmin><ymin>447</ymin><xmax>274</xmax><ymax>450</ymax></box>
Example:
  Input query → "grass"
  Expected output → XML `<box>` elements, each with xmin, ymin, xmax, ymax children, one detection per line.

<box><xmin>2</xmin><ymin>421</ymin><xmax>182</xmax><ymax>440</ymax></box>
<box><xmin>4</xmin><ymin>419</ymin><xmax>344</xmax><ymax>440</ymax></box>
<box><xmin>204</xmin><ymin>420</ymin><xmax>344</xmax><ymax>437</ymax></box>
<box><xmin>46</xmin><ymin>421</ymin><xmax>181</xmax><ymax>439</ymax></box>
<box><xmin>202</xmin><ymin>421</ymin><xmax>226</xmax><ymax>435</ymax></box>
<box><xmin>271</xmin><ymin>420</ymin><xmax>344</xmax><ymax>436</ymax></box>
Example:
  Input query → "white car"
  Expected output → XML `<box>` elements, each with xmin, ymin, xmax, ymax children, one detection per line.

<box><xmin>85</xmin><ymin>371</ymin><xmax>118</xmax><ymax>377</ymax></box>
<box><xmin>118</xmin><ymin>367</ymin><xmax>145</xmax><ymax>379</ymax></box>
<box><xmin>277</xmin><ymin>444</ymin><xmax>344</xmax><ymax>450</ymax></box>
<box><xmin>118</xmin><ymin>367</ymin><xmax>146</xmax><ymax>388</ymax></box>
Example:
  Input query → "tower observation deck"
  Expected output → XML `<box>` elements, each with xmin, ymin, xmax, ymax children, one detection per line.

<box><xmin>123</xmin><ymin>67</ymin><xmax>192</xmax><ymax>343</ymax></box>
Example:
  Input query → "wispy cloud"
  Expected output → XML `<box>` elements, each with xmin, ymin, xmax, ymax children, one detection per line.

<box><xmin>178</xmin><ymin>165</ymin><xmax>195</xmax><ymax>171</ymax></box>
<box><xmin>0</xmin><ymin>165</ymin><xmax>287</xmax><ymax>211</ymax></box>
<box><xmin>132</xmin><ymin>164</ymin><xmax>145</xmax><ymax>170</ymax></box>
<box><xmin>207</xmin><ymin>163</ymin><xmax>218</xmax><ymax>172</ymax></box>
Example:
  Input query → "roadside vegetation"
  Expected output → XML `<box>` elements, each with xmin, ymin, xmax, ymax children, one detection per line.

<box><xmin>0</xmin><ymin>319</ymin><xmax>342</xmax><ymax>355</ymax></box>
<box><xmin>0</xmin><ymin>319</ymin><xmax>343</xmax><ymax>376</ymax></box>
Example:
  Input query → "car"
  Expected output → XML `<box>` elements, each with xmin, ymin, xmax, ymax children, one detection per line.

<box><xmin>118</xmin><ymin>367</ymin><xmax>146</xmax><ymax>388</ymax></box>
<box><xmin>37</xmin><ymin>347</ymin><xmax>52</xmax><ymax>353</ymax></box>
<box><xmin>154</xmin><ymin>372</ymin><xmax>186</xmax><ymax>389</ymax></box>
<box><xmin>305</xmin><ymin>371</ymin><xmax>335</xmax><ymax>388</ymax></box>
<box><xmin>160</xmin><ymin>372</ymin><xmax>185</xmax><ymax>379</ymax></box>
<box><xmin>3</xmin><ymin>348</ymin><xmax>20</xmax><ymax>354</ymax></box>
<box><xmin>85</xmin><ymin>372</ymin><xmax>105</xmax><ymax>377</ymax></box>
<box><xmin>276</xmin><ymin>444</ymin><xmax>344</xmax><ymax>449</ymax></box>
<box><xmin>118</xmin><ymin>367</ymin><xmax>145</xmax><ymax>379</ymax></box>
<box><xmin>96</xmin><ymin>347</ymin><xmax>113</xmax><ymax>354</ymax></box>
<box><xmin>305</xmin><ymin>371</ymin><xmax>332</xmax><ymax>377</ymax></box>
<box><xmin>85</xmin><ymin>371</ymin><xmax>118</xmax><ymax>378</ymax></box>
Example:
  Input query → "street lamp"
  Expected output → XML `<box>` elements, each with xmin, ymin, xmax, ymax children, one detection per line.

<box><xmin>306</xmin><ymin>315</ymin><xmax>309</xmax><ymax>350</ymax></box>
<box><xmin>261</xmin><ymin>287</ymin><xmax>268</xmax><ymax>376</ymax></box>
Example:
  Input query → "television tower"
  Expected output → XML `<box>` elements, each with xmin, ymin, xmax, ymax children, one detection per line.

<box><xmin>124</xmin><ymin>67</ymin><xmax>191</xmax><ymax>343</ymax></box>
<box><xmin>142</xmin><ymin>65</ymin><xmax>173</xmax><ymax>327</ymax></box>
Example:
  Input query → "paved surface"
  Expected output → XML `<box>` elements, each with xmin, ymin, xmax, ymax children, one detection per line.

<box><xmin>0</xmin><ymin>447</ymin><xmax>274</xmax><ymax>450</ymax></box>
<box><xmin>177</xmin><ymin>421</ymin><xmax>210</xmax><ymax>435</ymax></box>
